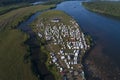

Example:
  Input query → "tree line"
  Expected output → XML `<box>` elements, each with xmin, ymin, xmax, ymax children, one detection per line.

<box><xmin>0</xmin><ymin>0</ymin><xmax>49</xmax><ymax>6</ymax></box>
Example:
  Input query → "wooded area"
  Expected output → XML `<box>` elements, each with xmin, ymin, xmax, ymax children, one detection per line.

<box><xmin>0</xmin><ymin>0</ymin><xmax>48</xmax><ymax>6</ymax></box>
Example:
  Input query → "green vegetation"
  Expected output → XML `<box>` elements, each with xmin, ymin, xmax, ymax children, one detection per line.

<box><xmin>31</xmin><ymin>10</ymin><xmax>72</xmax><ymax>80</ymax></box>
<box><xmin>0</xmin><ymin>0</ymin><xmax>64</xmax><ymax>6</ymax></box>
<box><xmin>0</xmin><ymin>4</ymin><xmax>55</xmax><ymax>30</ymax></box>
<box><xmin>0</xmin><ymin>4</ymin><xmax>55</xmax><ymax>80</ymax></box>
<box><xmin>32</xmin><ymin>35</ymin><xmax>58</xmax><ymax>80</ymax></box>
<box><xmin>0</xmin><ymin>30</ymin><xmax>38</xmax><ymax>80</ymax></box>
<box><xmin>35</xmin><ymin>37</ymin><xmax>56</xmax><ymax>80</ymax></box>
<box><xmin>43</xmin><ymin>0</ymin><xmax>63</xmax><ymax>5</ymax></box>
<box><xmin>47</xmin><ymin>63</ymin><xmax>62</xmax><ymax>80</ymax></box>
<box><xmin>0</xmin><ymin>3</ymin><xmax>31</xmax><ymax>15</ymax></box>
<box><xmin>0</xmin><ymin>0</ymin><xmax>62</xmax><ymax>15</ymax></box>
<box><xmin>0</xmin><ymin>0</ymin><xmax>46</xmax><ymax>6</ymax></box>
<box><xmin>82</xmin><ymin>2</ymin><xmax>120</xmax><ymax>18</ymax></box>
<box><xmin>38</xmin><ymin>10</ymin><xmax>71</xmax><ymax>20</ymax></box>
<box><xmin>32</xmin><ymin>10</ymin><xmax>74</xmax><ymax>28</ymax></box>
<box><xmin>85</xmin><ymin>34</ymin><xmax>93</xmax><ymax>47</ymax></box>
<box><xmin>37</xmin><ymin>36</ymin><xmax>62</xmax><ymax>80</ymax></box>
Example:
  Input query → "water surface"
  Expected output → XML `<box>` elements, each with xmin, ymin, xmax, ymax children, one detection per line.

<box><xmin>55</xmin><ymin>1</ymin><xmax>120</xmax><ymax>79</ymax></box>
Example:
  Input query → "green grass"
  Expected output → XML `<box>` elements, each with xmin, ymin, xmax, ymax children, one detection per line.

<box><xmin>0</xmin><ymin>4</ymin><xmax>55</xmax><ymax>31</ymax></box>
<box><xmin>39</xmin><ymin>10</ymin><xmax>71</xmax><ymax>22</ymax></box>
<box><xmin>0</xmin><ymin>30</ymin><xmax>38</xmax><ymax>80</ymax></box>
<box><xmin>84</xmin><ymin>34</ymin><xmax>93</xmax><ymax>47</ymax></box>
<box><xmin>0</xmin><ymin>4</ymin><xmax>56</xmax><ymax>80</ymax></box>
<box><xmin>82</xmin><ymin>2</ymin><xmax>120</xmax><ymax>18</ymax></box>
<box><xmin>43</xmin><ymin>0</ymin><xmax>63</xmax><ymax>5</ymax></box>
<box><xmin>0</xmin><ymin>3</ymin><xmax>31</xmax><ymax>15</ymax></box>
<box><xmin>32</xmin><ymin>10</ymin><xmax>73</xmax><ymax>28</ymax></box>
<box><xmin>36</xmin><ymin>35</ymin><xmax>62</xmax><ymax>80</ymax></box>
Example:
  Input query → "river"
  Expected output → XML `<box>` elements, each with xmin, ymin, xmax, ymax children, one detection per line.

<box><xmin>17</xmin><ymin>1</ymin><xmax>120</xmax><ymax>80</ymax></box>
<box><xmin>55</xmin><ymin>1</ymin><xmax>120</xmax><ymax>80</ymax></box>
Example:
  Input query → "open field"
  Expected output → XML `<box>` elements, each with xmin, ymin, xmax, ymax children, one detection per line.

<box><xmin>82</xmin><ymin>2</ymin><xmax>120</xmax><ymax>18</ymax></box>
<box><xmin>0</xmin><ymin>30</ymin><xmax>38</xmax><ymax>80</ymax></box>
<box><xmin>0</xmin><ymin>30</ymin><xmax>37</xmax><ymax>80</ymax></box>
<box><xmin>43</xmin><ymin>0</ymin><xmax>63</xmax><ymax>5</ymax></box>
<box><xmin>32</xmin><ymin>10</ymin><xmax>76</xmax><ymax>29</ymax></box>
<box><xmin>0</xmin><ymin>3</ymin><xmax>31</xmax><ymax>15</ymax></box>
<box><xmin>0</xmin><ymin>0</ymin><xmax>41</xmax><ymax>6</ymax></box>
<box><xmin>0</xmin><ymin>4</ymin><xmax>55</xmax><ymax>80</ymax></box>
<box><xmin>0</xmin><ymin>4</ymin><xmax>55</xmax><ymax>31</ymax></box>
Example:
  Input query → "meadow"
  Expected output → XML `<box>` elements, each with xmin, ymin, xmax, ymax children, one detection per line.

<box><xmin>0</xmin><ymin>3</ymin><xmax>31</xmax><ymax>15</ymax></box>
<box><xmin>0</xmin><ymin>4</ymin><xmax>55</xmax><ymax>30</ymax></box>
<box><xmin>0</xmin><ymin>4</ymin><xmax>55</xmax><ymax>80</ymax></box>
<box><xmin>82</xmin><ymin>2</ymin><xmax>120</xmax><ymax>19</ymax></box>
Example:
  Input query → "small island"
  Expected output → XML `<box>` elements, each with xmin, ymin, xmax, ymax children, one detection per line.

<box><xmin>32</xmin><ymin>10</ymin><xmax>92</xmax><ymax>80</ymax></box>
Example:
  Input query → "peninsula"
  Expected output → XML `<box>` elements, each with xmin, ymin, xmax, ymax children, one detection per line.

<box><xmin>32</xmin><ymin>10</ymin><xmax>91</xmax><ymax>80</ymax></box>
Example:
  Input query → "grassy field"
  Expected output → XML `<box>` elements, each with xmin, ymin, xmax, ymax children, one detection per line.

<box><xmin>43</xmin><ymin>0</ymin><xmax>63</xmax><ymax>5</ymax></box>
<box><xmin>32</xmin><ymin>10</ymin><xmax>74</xmax><ymax>29</ymax></box>
<box><xmin>0</xmin><ymin>30</ymin><xmax>38</xmax><ymax>80</ymax></box>
<box><xmin>0</xmin><ymin>3</ymin><xmax>31</xmax><ymax>15</ymax></box>
<box><xmin>0</xmin><ymin>4</ymin><xmax>55</xmax><ymax>31</ymax></box>
<box><xmin>0</xmin><ymin>4</ymin><xmax>55</xmax><ymax>80</ymax></box>
<box><xmin>82</xmin><ymin>2</ymin><xmax>120</xmax><ymax>18</ymax></box>
<box><xmin>0</xmin><ymin>0</ymin><xmax>41</xmax><ymax>6</ymax></box>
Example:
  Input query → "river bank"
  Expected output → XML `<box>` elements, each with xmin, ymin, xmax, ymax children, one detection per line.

<box><xmin>82</xmin><ymin>2</ymin><xmax>120</xmax><ymax>20</ymax></box>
